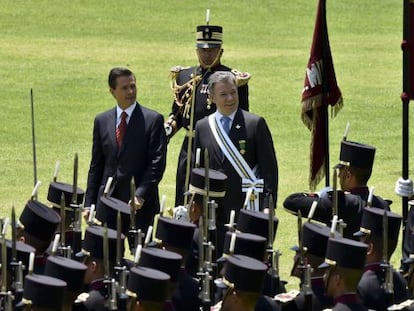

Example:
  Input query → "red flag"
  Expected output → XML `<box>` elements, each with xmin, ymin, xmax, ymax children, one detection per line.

<box><xmin>301</xmin><ymin>0</ymin><xmax>343</xmax><ymax>191</ymax></box>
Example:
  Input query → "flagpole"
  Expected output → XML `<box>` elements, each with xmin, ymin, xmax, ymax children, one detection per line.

<box><xmin>401</xmin><ymin>0</ymin><xmax>412</xmax><ymax>256</ymax></box>
<box><xmin>321</xmin><ymin>0</ymin><xmax>330</xmax><ymax>187</ymax></box>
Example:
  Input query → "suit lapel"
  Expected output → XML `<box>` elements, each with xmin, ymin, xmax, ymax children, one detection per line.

<box><xmin>108</xmin><ymin>108</ymin><xmax>118</xmax><ymax>154</ymax></box>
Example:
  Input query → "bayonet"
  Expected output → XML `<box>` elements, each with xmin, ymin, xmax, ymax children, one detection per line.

<box><xmin>53</xmin><ymin>160</ymin><xmax>60</xmax><ymax>182</ymax></box>
<box><xmin>60</xmin><ymin>193</ymin><xmax>66</xmax><ymax>248</ymax></box>
<box><xmin>11</xmin><ymin>207</ymin><xmax>16</xmax><ymax>262</ymax></box>
<box><xmin>129</xmin><ymin>178</ymin><xmax>137</xmax><ymax>255</ymax></box>
<box><xmin>343</xmin><ymin>122</ymin><xmax>350</xmax><ymax>141</ymax></box>
<box><xmin>71</xmin><ymin>153</ymin><xmax>79</xmax><ymax>208</ymax></box>
<box><xmin>116</xmin><ymin>211</ymin><xmax>122</xmax><ymax>266</ymax></box>
<box><xmin>103</xmin><ymin>224</ymin><xmax>109</xmax><ymax>279</ymax></box>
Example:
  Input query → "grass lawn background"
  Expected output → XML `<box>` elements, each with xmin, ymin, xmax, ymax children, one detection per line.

<box><xmin>0</xmin><ymin>0</ymin><xmax>408</xmax><ymax>288</ymax></box>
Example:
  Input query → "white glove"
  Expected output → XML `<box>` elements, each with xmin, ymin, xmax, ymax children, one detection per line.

<box><xmin>173</xmin><ymin>205</ymin><xmax>190</xmax><ymax>222</ymax></box>
<box><xmin>395</xmin><ymin>177</ymin><xmax>414</xmax><ymax>197</ymax></box>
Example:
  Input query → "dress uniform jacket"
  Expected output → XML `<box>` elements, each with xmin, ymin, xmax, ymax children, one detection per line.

<box><xmin>331</xmin><ymin>293</ymin><xmax>367</xmax><ymax>311</ymax></box>
<box><xmin>85</xmin><ymin>103</ymin><xmax>167</xmax><ymax>232</ymax></box>
<box><xmin>170</xmin><ymin>64</ymin><xmax>249</xmax><ymax>206</ymax></box>
<box><xmin>283</xmin><ymin>190</ymin><xmax>388</xmax><ymax>240</ymax></box>
<box><xmin>171</xmin><ymin>267</ymin><xmax>201</xmax><ymax>311</ymax></box>
<box><xmin>194</xmin><ymin>108</ymin><xmax>277</xmax><ymax>257</ymax></box>
<box><xmin>357</xmin><ymin>263</ymin><xmax>409</xmax><ymax>310</ymax></box>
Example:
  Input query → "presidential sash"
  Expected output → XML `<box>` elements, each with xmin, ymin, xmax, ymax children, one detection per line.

<box><xmin>208</xmin><ymin>114</ymin><xmax>263</xmax><ymax>211</ymax></box>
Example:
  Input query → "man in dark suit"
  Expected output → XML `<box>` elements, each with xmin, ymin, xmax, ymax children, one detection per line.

<box><xmin>165</xmin><ymin>22</ymin><xmax>250</xmax><ymax>207</ymax></box>
<box><xmin>85</xmin><ymin>67</ymin><xmax>167</xmax><ymax>233</ymax></box>
<box><xmin>193</xmin><ymin>71</ymin><xmax>278</xmax><ymax>257</ymax></box>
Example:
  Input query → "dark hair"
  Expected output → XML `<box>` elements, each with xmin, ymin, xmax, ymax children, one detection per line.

<box><xmin>108</xmin><ymin>67</ymin><xmax>135</xmax><ymax>89</ymax></box>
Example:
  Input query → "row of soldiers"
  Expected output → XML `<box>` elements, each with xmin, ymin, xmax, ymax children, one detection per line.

<box><xmin>3</xmin><ymin>140</ymin><xmax>414</xmax><ymax>311</ymax></box>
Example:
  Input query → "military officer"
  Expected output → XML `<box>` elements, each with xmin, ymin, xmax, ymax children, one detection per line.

<box><xmin>165</xmin><ymin>21</ymin><xmax>250</xmax><ymax>207</ymax></box>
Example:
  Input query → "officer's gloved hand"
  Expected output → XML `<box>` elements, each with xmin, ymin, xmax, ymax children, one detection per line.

<box><xmin>395</xmin><ymin>177</ymin><xmax>414</xmax><ymax>197</ymax></box>
<box><xmin>315</xmin><ymin>186</ymin><xmax>333</xmax><ymax>199</ymax></box>
<box><xmin>173</xmin><ymin>205</ymin><xmax>190</xmax><ymax>222</ymax></box>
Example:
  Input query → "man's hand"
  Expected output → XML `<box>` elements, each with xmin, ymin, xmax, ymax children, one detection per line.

<box><xmin>129</xmin><ymin>196</ymin><xmax>145</xmax><ymax>211</ymax></box>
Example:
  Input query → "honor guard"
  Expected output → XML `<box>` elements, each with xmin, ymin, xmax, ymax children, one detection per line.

<box><xmin>126</xmin><ymin>266</ymin><xmax>170</xmax><ymax>311</ymax></box>
<box><xmin>95</xmin><ymin>195</ymin><xmax>131</xmax><ymax>236</ymax></box>
<box><xmin>165</xmin><ymin>15</ymin><xmax>250</xmax><ymax>207</ymax></box>
<box><xmin>155</xmin><ymin>216</ymin><xmax>200</xmax><ymax>311</ymax></box>
<box><xmin>44</xmin><ymin>255</ymin><xmax>87</xmax><ymax>311</ymax></box>
<box><xmin>137</xmin><ymin>247</ymin><xmax>182</xmax><ymax>311</ymax></box>
<box><xmin>47</xmin><ymin>178</ymin><xmax>85</xmax><ymax>256</ymax></box>
<box><xmin>318</xmin><ymin>237</ymin><xmax>368</xmax><ymax>311</ymax></box>
<box><xmin>75</xmin><ymin>225</ymin><xmax>125</xmax><ymax>311</ymax></box>
<box><xmin>283</xmin><ymin>222</ymin><xmax>340</xmax><ymax>310</ymax></box>
<box><xmin>354</xmin><ymin>207</ymin><xmax>409</xmax><ymax>310</ymax></box>
<box><xmin>217</xmin><ymin>254</ymin><xmax>268</xmax><ymax>311</ymax></box>
<box><xmin>284</xmin><ymin>140</ymin><xmax>390</xmax><ymax>239</ymax></box>
<box><xmin>19</xmin><ymin>274</ymin><xmax>67</xmax><ymax>310</ymax></box>
<box><xmin>17</xmin><ymin>200</ymin><xmax>61</xmax><ymax>274</ymax></box>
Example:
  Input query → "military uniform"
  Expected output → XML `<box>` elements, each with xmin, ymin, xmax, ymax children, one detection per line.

<box><xmin>319</xmin><ymin>237</ymin><xmax>368</xmax><ymax>311</ymax></box>
<box><xmin>355</xmin><ymin>207</ymin><xmax>409</xmax><ymax>309</ymax></box>
<box><xmin>166</xmin><ymin>24</ymin><xmax>250</xmax><ymax>206</ymax></box>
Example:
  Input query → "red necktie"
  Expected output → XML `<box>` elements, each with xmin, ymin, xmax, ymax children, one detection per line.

<box><xmin>116</xmin><ymin>111</ymin><xmax>127</xmax><ymax>149</ymax></box>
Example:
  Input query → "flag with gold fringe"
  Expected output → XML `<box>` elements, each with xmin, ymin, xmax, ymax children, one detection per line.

<box><xmin>301</xmin><ymin>0</ymin><xmax>343</xmax><ymax>191</ymax></box>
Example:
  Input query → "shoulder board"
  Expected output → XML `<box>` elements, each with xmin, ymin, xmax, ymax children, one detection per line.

<box><xmin>170</xmin><ymin>65</ymin><xmax>191</xmax><ymax>73</ymax></box>
<box><xmin>231</xmin><ymin>69</ymin><xmax>251</xmax><ymax>86</ymax></box>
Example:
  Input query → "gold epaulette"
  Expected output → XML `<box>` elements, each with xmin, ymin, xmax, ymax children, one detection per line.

<box><xmin>169</xmin><ymin>65</ymin><xmax>190</xmax><ymax>80</ymax></box>
<box><xmin>231</xmin><ymin>69</ymin><xmax>251</xmax><ymax>87</ymax></box>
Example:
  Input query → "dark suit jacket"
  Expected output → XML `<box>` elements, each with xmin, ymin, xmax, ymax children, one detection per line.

<box><xmin>85</xmin><ymin>103</ymin><xmax>167</xmax><ymax>232</ymax></box>
<box><xmin>194</xmin><ymin>108</ymin><xmax>278</xmax><ymax>225</ymax></box>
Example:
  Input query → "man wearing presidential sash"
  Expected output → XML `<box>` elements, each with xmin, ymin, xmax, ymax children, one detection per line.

<box><xmin>193</xmin><ymin>71</ymin><xmax>278</xmax><ymax>257</ymax></box>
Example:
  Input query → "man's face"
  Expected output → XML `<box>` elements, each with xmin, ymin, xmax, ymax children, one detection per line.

<box><xmin>110</xmin><ymin>75</ymin><xmax>137</xmax><ymax>110</ymax></box>
<box><xmin>197</xmin><ymin>47</ymin><xmax>221</xmax><ymax>68</ymax></box>
<box><xmin>209</xmin><ymin>81</ymin><xmax>239</xmax><ymax>116</ymax></box>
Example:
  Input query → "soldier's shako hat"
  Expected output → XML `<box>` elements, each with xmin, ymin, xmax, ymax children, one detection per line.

<box><xmin>138</xmin><ymin>247</ymin><xmax>182</xmax><ymax>282</ymax></box>
<box><xmin>291</xmin><ymin>222</ymin><xmax>339</xmax><ymax>258</ymax></box>
<box><xmin>223</xmin><ymin>254</ymin><xmax>267</xmax><ymax>293</ymax></box>
<box><xmin>156</xmin><ymin>216</ymin><xmax>196</xmax><ymax>250</ymax></box>
<box><xmin>319</xmin><ymin>237</ymin><xmax>367</xmax><ymax>270</ymax></box>
<box><xmin>19</xmin><ymin>200</ymin><xmax>61</xmax><ymax>241</ymax></box>
<box><xmin>127</xmin><ymin>266</ymin><xmax>170</xmax><ymax>302</ymax></box>
<box><xmin>47</xmin><ymin>181</ymin><xmax>84</xmax><ymax>208</ymax></box>
<box><xmin>45</xmin><ymin>255</ymin><xmax>87</xmax><ymax>292</ymax></box>
<box><xmin>76</xmin><ymin>225</ymin><xmax>124</xmax><ymax>261</ymax></box>
<box><xmin>336</xmin><ymin>140</ymin><xmax>376</xmax><ymax>170</ymax></box>
<box><xmin>354</xmin><ymin>207</ymin><xmax>402</xmax><ymax>240</ymax></box>
<box><xmin>22</xmin><ymin>274</ymin><xmax>66</xmax><ymax>308</ymax></box>
<box><xmin>188</xmin><ymin>167</ymin><xmax>227</xmax><ymax>197</ymax></box>
<box><xmin>196</xmin><ymin>25</ymin><xmax>223</xmax><ymax>48</ymax></box>
<box><xmin>96</xmin><ymin>196</ymin><xmax>131</xmax><ymax>235</ymax></box>
<box><xmin>218</xmin><ymin>231</ymin><xmax>266</xmax><ymax>262</ymax></box>
<box><xmin>0</xmin><ymin>239</ymin><xmax>36</xmax><ymax>271</ymax></box>
<box><xmin>237</xmin><ymin>209</ymin><xmax>278</xmax><ymax>242</ymax></box>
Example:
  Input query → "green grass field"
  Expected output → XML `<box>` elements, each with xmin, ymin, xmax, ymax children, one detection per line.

<box><xmin>0</xmin><ymin>0</ymin><xmax>407</xmax><ymax>288</ymax></box>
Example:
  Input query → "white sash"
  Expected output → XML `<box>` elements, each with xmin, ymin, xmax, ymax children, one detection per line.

<box><xmin>208</xmin><ymin>114</ymin><xmax>263</xmax><ymax>211</ymax></box>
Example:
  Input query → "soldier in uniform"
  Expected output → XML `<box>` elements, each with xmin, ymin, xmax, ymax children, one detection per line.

<box><xmin>165</xmin><ymin>21</ymin><xmax>250</xmax><ymax>207</ymax></box>
<box><xmin>284</xmin><ymin>140</ymin><xmax>389</xmax><ymax>239</ymax></box>
<box><xmin>354</xmin><ymin>207</ymin><xmax>409</xmax><ymax>310</ymax></box>
<box><xmin>126</xmin><ymin>266</ymin><xmax>171</xmax><ymax>311</ymax></box>
<box><xmin>154</xmin><ymin>216</ymin><xmax>200</xmax><ymax>311</ymax></box>
<box><xmin>17</xmin><ymin>200</ymin><xmax>61</xmax><ymax>274</ymax></box>
<box><xmin>19</xmin><ymin>273</ymin><xmax>67</xmax><ymax>311</ymax></box>
<box><xmin>216</xmin><ymin>254</ymin><xmax>268</xmax><ymax>311</ymax></box>
<box><xmin>283</xmin><ymin>222</ymin><xmax>340</xmax><ymax>310</ymax></box>
<box><xmin>319</xmin><ymin>237</ymin><xmax>368</xmax><ymax>311</ymax></box>
<box><xmin>44</xmin><ymin>255</ymin><xmax>87</xmax><ymax>311</ymax></box>
<box><xmin>75</xmin><ymin>225</ymin><xmax>125</xmax><ymax>311</ymax></box>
